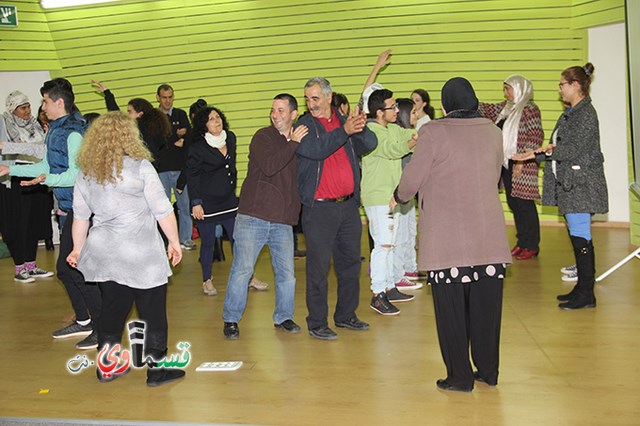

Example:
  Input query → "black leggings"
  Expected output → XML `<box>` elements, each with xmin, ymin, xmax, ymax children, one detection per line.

<box><xmin>97</xmin><ymin>281</ymin><xmax>168</xmax><ymax>357</ymax></box>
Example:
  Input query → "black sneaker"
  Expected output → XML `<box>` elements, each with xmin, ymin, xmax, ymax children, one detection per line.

<box><xmin>223</xmin><ymin>322</ymin><xmax>239</xmax><ymax>340</ymax></box>
<box><xmin>386</xmin><ymin>287</ymin><xmax>415</xmax><ymax>303</ymax></box>
<box><xmin>308</xmin><ymin>326</ymin><xmax>338</xmax><ymax>340</ymax></box>
<box><xmin>52</xmin><ymin>322</ymin><xmax>93</xmax><ymax>339</ymax></box>
<box><xmin>274</xmin><ymin>319</ymin><xmax>301</xmax><ymax>333</ymax></box>
<box><xmin>335</xmin><ymin>317</ymin><xmax>369</xmax><ymax>330</ymax></box>
<box><xmin>180</xmin><ymin>240</ymin><xmax>197</xmax><ymax>251</ymax></box>
<box><xmin>147</xmin><ymin>368</ymin><xmax>186</xmax><ymax>387</ymax></box>
<box><xmin>76</xmin><ymin>330</ymin><xmax>98</xmax><ymax>350</ymax></box>
<box><xmin>29</xmin><ymin>268</ymin><xmax>54</xmax><ymax>279</ymax></box>
<box><xmin>370</xmin><ymin>292</ymin><xmax>400</xmax><ymax>316</ymax></box>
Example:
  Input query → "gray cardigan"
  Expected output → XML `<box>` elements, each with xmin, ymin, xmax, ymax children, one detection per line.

<box><xmin>539</xmin><ymin>97</ymin><xmax>608</xmax><ymax>215</ymax></box>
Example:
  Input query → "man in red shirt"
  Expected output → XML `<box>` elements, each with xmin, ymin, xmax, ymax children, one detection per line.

<box><xmin>295</xmin><ymin>77</ymin><xmax>377</xmax><ymax>340</ymax></box>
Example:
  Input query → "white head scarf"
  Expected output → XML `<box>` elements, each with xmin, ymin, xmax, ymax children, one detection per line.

<box><xmin>497</xmin><ymin>75</ymin><xmax>533</xmax><ymax>168</ymax></box>
<box><xmin>5</xmin><ymin>90</ymin><xmax>29</xmax><ymax>113</ymax></box>
<box><xmin>3</xmin><ymin>91</ymin><xmax>44</xmax><ymax>145</ymax></box>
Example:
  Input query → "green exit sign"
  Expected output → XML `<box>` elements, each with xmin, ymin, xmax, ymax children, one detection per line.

<box><xmin>0</xmin><ymin>5</ymin><xmax>18</xmax><ymax>27</ymax></box>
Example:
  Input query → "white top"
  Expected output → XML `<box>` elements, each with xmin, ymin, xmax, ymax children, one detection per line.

<box><xmin>416</xmin><ymin>114</ymin><xmax>432</xmax><ymax>131</ymax></box>
<box><xmin>73</xmin><ymin>157</ymin><xmax>174</xmax><ymax>289</ymax></box>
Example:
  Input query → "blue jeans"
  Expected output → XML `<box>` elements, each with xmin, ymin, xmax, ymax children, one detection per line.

<box><xmin>158</xmin><ymin>171</ymin><xmax>192</xmax><ymax>244</ymax></box>
<box><xmin>223</xmin><ymin>214</ymin><xmax>296</xmax><ymax>324</ymax></box>
<box><xmin>565</xmin><ymin>213</ymin><xmax>592</xmax><ymax>240</ymax></box>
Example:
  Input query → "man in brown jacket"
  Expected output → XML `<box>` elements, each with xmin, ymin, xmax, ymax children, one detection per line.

<box><xmin>221</xmin><ymin>94</ymin><xmax>308</xmax><ymax>339</ymax></box>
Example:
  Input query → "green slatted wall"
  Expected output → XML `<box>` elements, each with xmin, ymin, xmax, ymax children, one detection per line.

<box><xmin>572</xmin><ymin>0</ymin><xmax>625</xmax><ymax>29</ymax></box>
<box><xmin>0</xmin><ymin>0</ymin><xmax>60</xmax><ymax>69</ymax></box>
<box><xmin>1</xmin><ymin>0</ymin><xmax>630</xmax><ymax>233</ymax></box>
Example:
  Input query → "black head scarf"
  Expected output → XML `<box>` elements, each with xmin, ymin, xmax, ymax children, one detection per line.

<box><xmin>441</xmin><ymin>77</ymin><xmax>480</xmax><ymax>118</ymax></box>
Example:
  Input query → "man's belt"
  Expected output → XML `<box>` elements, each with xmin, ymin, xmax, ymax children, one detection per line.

<box><xmin>315</xmin><ymin>193</ymin><xmax>354</xmax><ymax>203</ymax></box>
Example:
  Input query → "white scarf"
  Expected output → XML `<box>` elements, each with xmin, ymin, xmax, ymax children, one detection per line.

<box><xmin>2</xmin><ymin>111</ymin><xmax>45</xmax><ymax>145</ymax></box>
<box><xmin>204</xmin><ymin>130</ymin><xmax>227</xmax><ymax>149</ymax></box>
<box><xmin>496</xmin><ymin>75</ymin><xmax>533</xmax><ymax>168</ymax></box>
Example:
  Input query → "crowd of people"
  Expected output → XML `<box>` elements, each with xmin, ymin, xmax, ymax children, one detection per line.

<box><xmin>0</xmin><ymin>50</ymin><xmax>608</xmax><ymax>391</ymax></box>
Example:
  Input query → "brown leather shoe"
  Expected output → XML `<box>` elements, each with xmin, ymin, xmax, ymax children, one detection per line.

<box><xmin>510</xmin><ymin>245</ymin><xmax>523</xmax><ymax>256</ymax></box>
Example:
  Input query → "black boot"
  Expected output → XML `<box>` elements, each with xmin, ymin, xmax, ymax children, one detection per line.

<box><xmin>557</xmin><ymin>235</ymin><xmax>586</xmax><ymax>302</ymax></box>
<box><xmin>145</xmin><ymin>332</ymin><xmax>185</xmax><ymax>387</ymax></box>
<box><xmin>146</xmin><ymin>351</ymin><xmax>186</xmax><ymax>387</ymax></box>
<box><xmin>45</xmin><ymin>239</ymin><xmax>55</xmax><ymax>251</ymax></box>
<box><xmin>556</xmin><ymin>284</ymin><xmax>579</xmax><ymax>302</ymax></box>
<box><xmin>96</xmin><ymin>333</ymin><xmax>130</xmax><ymax>383</ymax></box>
<box><xmin>558</xmin><ymin>237</ymin><xmax>596</xmax><ymax>310</ymax></box>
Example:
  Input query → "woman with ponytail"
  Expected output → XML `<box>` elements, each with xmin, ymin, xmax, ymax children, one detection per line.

<box><xmin>515</xmin><ymin>63</ymin><xmax>608</xmax><ymax>310</ymax></box>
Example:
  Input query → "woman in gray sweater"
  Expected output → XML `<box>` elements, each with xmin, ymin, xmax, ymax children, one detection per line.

<box><xmin>515</xmin><ymin>63</ymin><xmax>608</xmax><ymax>310</ymax></box>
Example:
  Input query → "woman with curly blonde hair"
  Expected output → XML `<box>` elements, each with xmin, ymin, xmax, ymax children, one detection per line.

<box><xmin>77</xmin><ymin>111</ymin><xmax>153</xmax><ymax>184</ymax></box>
<box><xmin>68</xmin><ymin>111</ymin><xmax>185</xmax><ymax>386</ymax></box>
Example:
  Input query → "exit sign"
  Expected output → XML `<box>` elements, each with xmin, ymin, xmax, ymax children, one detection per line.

<box><xmin>0</xmin><ymin>5</ymin><xmax>17</xmax><ymax>27</ymax></box>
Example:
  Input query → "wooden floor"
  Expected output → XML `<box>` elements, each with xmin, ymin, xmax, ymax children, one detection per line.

<box><xmin>0</xmin><ymin>225</ymin><xmax>639</xmax><ymax>426</ymax></box>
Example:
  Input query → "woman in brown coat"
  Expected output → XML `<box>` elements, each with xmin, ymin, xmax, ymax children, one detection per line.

<box><xmin>393</xmin><ymin>78</ymin><xmax>511</xmax><ymax>392</ymax></box>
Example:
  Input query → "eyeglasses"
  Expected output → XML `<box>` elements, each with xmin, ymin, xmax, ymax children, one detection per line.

<box><xmin>558</xmin><ymin>81</ymin><xmax>570</xmax><ymax>88</ymax></box>
<box><xmin>382</xmin><ymin>103</ymin><xmax>398</xmax><ymax>110</ymax></box>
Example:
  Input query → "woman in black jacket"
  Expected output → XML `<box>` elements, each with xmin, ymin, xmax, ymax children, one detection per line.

<box><xmin>187</xmin><ymin>107</ymin><xmax>239</xmax><ymax>296</ymax></box>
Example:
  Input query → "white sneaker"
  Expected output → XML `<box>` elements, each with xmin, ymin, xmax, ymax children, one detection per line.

<box><xmin>248</xmin><ymin>276</ymin><xmax>269</xmax><ymax>291</ymax></box>
<box><xmin>203</xmin><ymin>278</ymin><xmax>217</xmax><ymax>296</ymax></box>
<box><xmin>561</xmin><ymin>271</ymin><xmax>578</xmax><ymax>282</ymax></box>
<box><xmin>560</xmin><ymin>264</ymin><xmax>577</xmax><ymax>275</ymax></box>
<box><xmin>14</xmin><ymin>270</ymin><xmax>35</xmax><ymax>283</ymax></box>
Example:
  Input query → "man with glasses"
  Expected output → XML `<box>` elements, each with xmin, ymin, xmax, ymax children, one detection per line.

<box><xmin>295</xmin><ymin>77</ymin><xmax>377</xmax><ymax>340</ymax></box>
<box><xmin>362</xmin><ymin>89</ymin><xmax>418</xmax><ymax>315</ymax></box>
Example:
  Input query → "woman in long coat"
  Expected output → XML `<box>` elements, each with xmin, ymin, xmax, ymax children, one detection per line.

<box><xmin>394</xmin><ymin>78</ymin><xmax>511</xmax><ymax>392</ymax></box>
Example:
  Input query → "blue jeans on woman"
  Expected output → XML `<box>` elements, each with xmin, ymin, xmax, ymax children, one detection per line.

<box><xmin>223</xmin><ymin>214</ymin><xmax>296</xmax><ymax>324</ymax></box>
<box><xmin>565</xmin><ymin>213</ymin><xmax>592</xmax><ymax>240</ymax></box>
